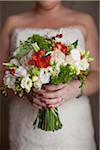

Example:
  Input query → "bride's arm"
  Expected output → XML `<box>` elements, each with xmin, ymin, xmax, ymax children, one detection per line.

<box><xmin>81</xmin><ymin>14</ymin><xmax>99</xmax><ymax>96</ymax></box>
<box><xmin>0</xmin><ymin>17</ymin><xmax>15</xmax><ymax>86</ymax></box>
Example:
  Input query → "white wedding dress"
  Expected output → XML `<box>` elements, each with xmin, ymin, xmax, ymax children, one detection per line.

<box><xmin>9</xmin><ymin>28</ymin><xmax>96</xmax><ymax>150</ymax></box>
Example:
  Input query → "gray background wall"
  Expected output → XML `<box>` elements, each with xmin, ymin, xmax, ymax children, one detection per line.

<box><xmin>0</xmin><ymin>1</ymin><xmax>99</xmax><ymax>150</ymax></box>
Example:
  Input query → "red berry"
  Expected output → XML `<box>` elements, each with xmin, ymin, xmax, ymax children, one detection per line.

<box><xmin>56</xmin><ymin>34</ymin><xmax>62</xmax><ymax>38</ymax></box>
<box><xmin>59</xmin><ymin>34</ymin><xmax>63</xmax><ymax>38</ymax></box>
<box><xmin>80</xmin><ymin>55</ymin><xmax>84</xmax><ymax>60</ymax></box>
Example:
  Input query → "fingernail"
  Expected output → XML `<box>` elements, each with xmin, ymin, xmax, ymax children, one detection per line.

<box><xmin>40</xmin><ymin>99</ymin><xmax>45</xmax><ymax>103</ymax></box>
<box><xmin>38</xmin><ymin>93</ymin><xmax>43</xmax><ymax>96</ymax></box>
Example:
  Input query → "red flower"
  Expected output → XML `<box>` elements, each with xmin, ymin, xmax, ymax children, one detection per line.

<box><xmin>27</xmin><ymin>59</ymin><xmax>34</xmax><ymax>65</ymax></box>
<box><xmin>32</xmin><ymin>49</ymin><xmax>45</xmax><ymax>60</ymax></box>
<box><xmin>38</xmin><ymin>49</ymin><xmax>45</xmax><ymax>57</ymax></box>
<box><xmin>53</xmin><ymin>46</ymin><xmax>58</xmax><ymax>51</ymax></box>
<box><xmin>61</xmin><ymin>45</ymin><xmax>68</xmax><ymax>54</ymax></box>
<box><xmin>10</xmin><ymin>69</ymin><xmax>15</xmax><ymax>76</ymax></box>
<box><xmin>53</xmin><ymin>42</ymin><xmax>68</xmax><ymax>54</ymax></box>
<box><xmin>34</xmin><ymin>57</ymin><xmax>49</xmax><ymax>68</ymax></box>
<box><xmin>28</xmin><ymin>49</ymin><xmax>51</xmax><ymax>68</ymax></box>
<box><xmin>55</xmin><ymin>42</ymin><xmax>62</xmax><ymax>49</ymax></box>
<box><xmin>45</xmin><ymin>55</ymin><xmax>51</xmax><ymax>64</ymax></box>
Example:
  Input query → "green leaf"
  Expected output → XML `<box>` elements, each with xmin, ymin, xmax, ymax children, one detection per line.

<box><xmin>13</xmin><ymin>41</ymin><xmax>33</xmax><ymax>58</ymax></box>
<box><xmin>72</xmin><ymin>40</ymin><xmax>78</xmax><ymax>48</ymax></box>
<box><xmin>3</xmin><ymin>63</ymin><xmax>16</xmax><ymax>68</ymax></box>
<box><xmin>31</xmin><ymin>42</ymin><xmax>40</xmax><ymax>52</ymax></box>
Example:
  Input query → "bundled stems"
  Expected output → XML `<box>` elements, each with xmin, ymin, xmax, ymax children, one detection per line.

<box><xmin>33</xmin><ymin>107</ymin><xmax>62</xmax><ymax>131</ymax></box>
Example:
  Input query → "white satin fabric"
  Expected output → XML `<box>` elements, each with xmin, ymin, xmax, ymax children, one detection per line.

<box><xmin>9</xmin><ymin>28</ymin><xmax>96</xmax><ymax>150</ymax></box>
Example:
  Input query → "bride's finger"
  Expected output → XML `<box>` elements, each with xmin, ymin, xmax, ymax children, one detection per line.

<box><xmin>32</xmin><ymin>93</ymin><xmax>63</xmax><ymax>105</ymax></box>
<box><xmin>32</xmin><ymin>103</ymin><xmax>42</xmax><ymax>109</ymax></box>
<box><xmin>32</xmin><ymin>88</ymin><xmax>46</xmax><ymax>95</ymax></box>
<box><xmin>48</xmin><ymin>99</ymin><xmax>64</xmax><ymax>108</ymax></box>
<box><xmin>33</xmin><ymin>97</ymin><xmax>46</xmax><ymax>107</ymax></box>
<box><xmin>41</xmin><ymin>89</ymin><xmax>65</xmax><ymax>99</ymax></box>
<box><xmin>41</xmin><ymin>97</ymin><xmax>63</xmax><ymax>105</ymax></box>
<box><xmin>43</xmin><ymin>84</ymin><xmax>66</xmax><ymax>91</ymax></box>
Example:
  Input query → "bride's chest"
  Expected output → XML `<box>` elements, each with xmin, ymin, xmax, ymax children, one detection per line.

<box><xmin>12</xmin><ymin>16</ymin><xmax>87</xmax><ymax>39</ymax></box>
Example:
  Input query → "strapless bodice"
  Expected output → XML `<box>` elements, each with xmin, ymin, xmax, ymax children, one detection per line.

<box><xmin>11</xmin><ymin>28</ymin><xmax>85</xmax><ymax>51</ymax></box>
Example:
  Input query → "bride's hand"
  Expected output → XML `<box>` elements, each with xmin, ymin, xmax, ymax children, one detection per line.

<box><xmin>33</xmin><ymin>80</ymin><xmax>81</xmax><ymax>108</ymax></box>
<box><xmin>25</xmin><ymin>90</ymin><xmax>46</xmax><ymax>109</ymax></box>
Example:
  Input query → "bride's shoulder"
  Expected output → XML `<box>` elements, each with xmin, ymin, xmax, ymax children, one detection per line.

<box><xmin>64</xmin><ymin>7</ymin><xmax>95</xmax><ymax>30</ymax></box>
<box><xmin>68</xmin><ymin>9</ymin><xmax>96</xmax><ymax>36</ymax></box>
<box><xmin>1</xmin><ymin>11</ymin><xmax>33</xmax><ymax>35</ymax></box>
<box><xmin>76</xmin><ymin>12</ymin><xmax>95</xmax><ymax>25</ymax></box>
<box><xmin>73</xmin><ymin>11</ymin><xmax>96</xmax><ymax>32</ymax></box>
<box><xmin>75</xmin><ymin>12</ymin><xmax>97</xmax><ymax>38</ymax></box>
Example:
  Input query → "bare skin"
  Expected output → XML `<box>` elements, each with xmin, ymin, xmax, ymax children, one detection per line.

<box><xmin>0</xmin><ymin>1</ymin><xmax>99</xmax><ymax>109</ymax></box>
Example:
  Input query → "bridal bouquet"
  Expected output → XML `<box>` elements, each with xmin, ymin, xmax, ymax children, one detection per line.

<box><xmin>0</xmin><ymin>32</ymin><xmax>93</xmax><ymax>131</ymax></box>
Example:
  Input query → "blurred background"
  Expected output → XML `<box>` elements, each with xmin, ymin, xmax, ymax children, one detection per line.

<box><xmin>0</xmin><ymin>1</ymin><xmax>99</xmax><ymax>150</ymax></box>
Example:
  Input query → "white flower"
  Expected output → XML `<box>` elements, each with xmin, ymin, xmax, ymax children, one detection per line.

<box><xmin>46</xmin><ymin>66</ymin><xmax>53</xmax><ymax>75</ymax></box>
<box><xmin>34</xmin><ymin>81</ymin><xmax>42</xmax><ymax>89</ymax></box>
<box><xmin>15</xmin><ymin>66</ymin><xmax>27</xmax><ymax>77</ymax></box>
<box><xmin>51</xmin><ymin>49</ymin><xmax>65</xmax><ymax>66</ymax></box>
<box><xmin>65</xmin><ymin>55</ymin><xmax>78</xmax><ymax>67</ymax></box>
<box><xmin>39</xmin><ymin>68</ymin><xmax>51</xmax><ymax>84</ymax></box>
<box><xmin>4</xmin><ymin>72</ymin><xmax>16</xmax><ymax>89</ymax></box>
<box><xmin>21</xmin><ymin>76</ymin><xmax>32</xmax><ymax>93</ymax></box>
<box><xmin>64</xmin><ymin>49</ymin><xmax>80</xmax><ymax>67</ymax></box>
<box><xmin>70</xmin><ymin>49</ymin><xmax>81</xmax><ymax>62</ymax></box>
<box><xmin>37</xmin><ymin>67</ymin><xmax>53</xmax><ymax>86</ymax></box>
<box><xmin>10</xmin><ymin>58</ymin><xmax>20</xmax><ymax>66</ymax></box>
<box><xmin>79</xmin><ymin>58</ymin><xmax>89</xmax><ymax>71</ymax></box>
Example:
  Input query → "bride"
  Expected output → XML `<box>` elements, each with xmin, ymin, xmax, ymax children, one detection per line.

<box><xmin>0</xmin><ymin>1</ymin><xmax>98</xmax><ymax>150</ymax></box>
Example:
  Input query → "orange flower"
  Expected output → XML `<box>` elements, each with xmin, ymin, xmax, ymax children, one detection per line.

<box><xmin>28</xmin><ymin>49</ymin><xmax>51</xmax><ymax>68</ymax></box>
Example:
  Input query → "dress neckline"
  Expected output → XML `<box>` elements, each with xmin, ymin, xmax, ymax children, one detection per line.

<box><xmin>12</xmin><ymin>27</ymin><xmax>84</xmax><ymax>38</ymax></box>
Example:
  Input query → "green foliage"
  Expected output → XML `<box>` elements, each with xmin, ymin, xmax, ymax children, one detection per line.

<box><xmin>28</xmin><ymin>67</ymin><xmax>40</xmax><ymax>77</ymax></box>
<box><xmin>30</xmin><ymin>34</ymin><xmax>55</xmax><ymax>53</ymax></box>
<box><xmin>13</xmin><ymin>77</ymin><xmax>24</xmax><ymax>97</ymax></box>
<box><xmin>78</xmin><ymin>69</ymin><xmax>90</xmax><ymax>88</ymax></box>
<box><xmin>72</xmin><ymin>40</ymin><xmax>78</xmax><ymax>48</ymax></box>
<box><xmin>14</xmin><ymin>34</ymin><xmax>55</xmax><ymax>58</ymax></box>
<box><xmin>68</xmin><ymin>40</ymin><xmax>78</xmax><ymax>52</ymax></box>
<box><xmin>50</xmin><ymin>65</ymin><xmax>77</xmax><ymax>85</ymax></box>
<box><xmin>31</xmin><ymin>42</ymin><xmax>40</xmax><ymax>52</ymax></box>
<box><xmin>14</xmin><ymin>41</ymin><xmax>33</xmax><ymax>58</ymax></box>
<box><xmin>0</xmin><ymin>84</ymin><xmax>8</xmax><ymax>96</ymax></box>
<box><xmin>82</xmin><ymin>50</ymin><xmax>94</xmax><ymax>62</ymax></box>
<box><xmin>3</xmin><ymin>63</ymin><xmax>17</xmax><ymax>69</ymax></box>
